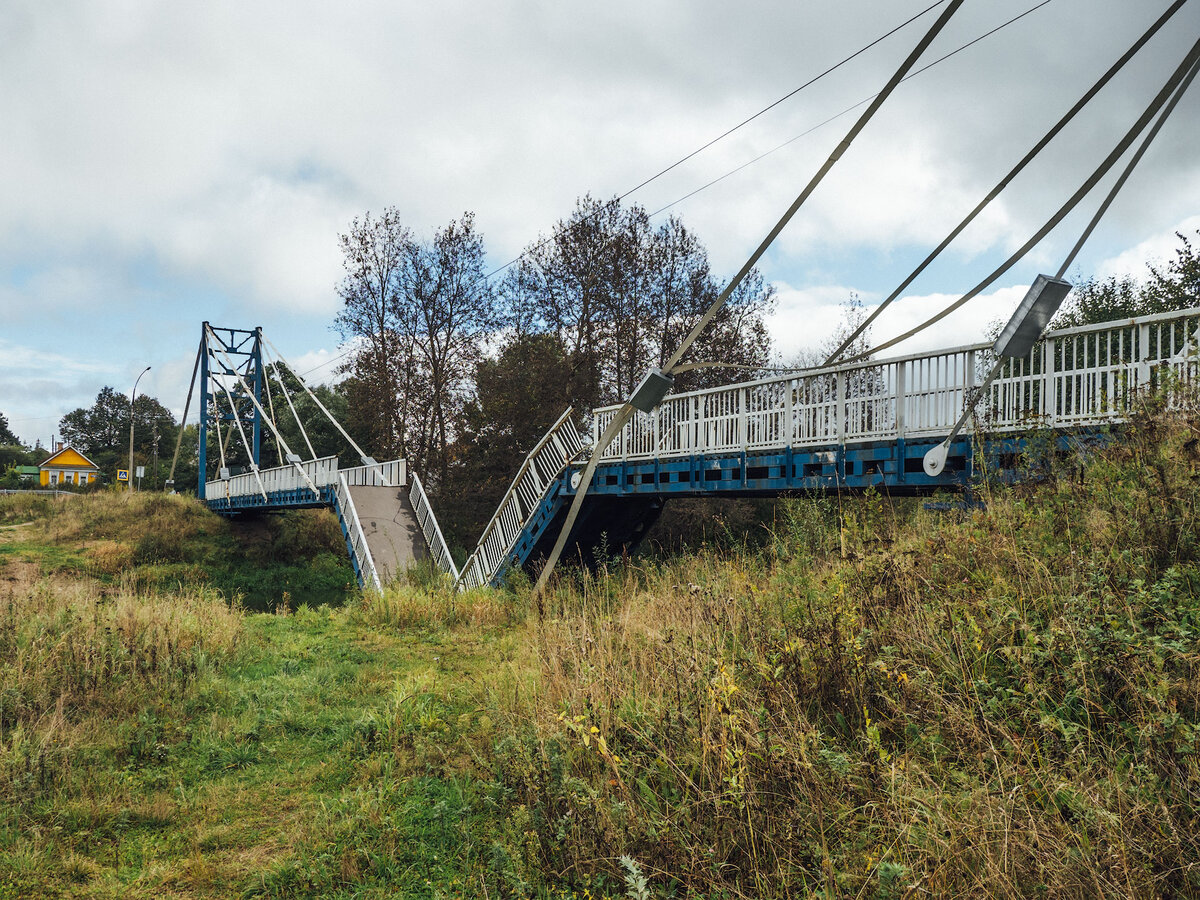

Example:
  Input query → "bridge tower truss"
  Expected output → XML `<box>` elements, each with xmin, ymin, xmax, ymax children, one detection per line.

<box><xmin>198</xmin><ymin>323</ymin><xmax>265</xmax><ymax>500</ymax></box>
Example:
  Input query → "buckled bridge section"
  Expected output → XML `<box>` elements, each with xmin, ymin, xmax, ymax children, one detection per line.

<box><xmin>197</xmin><ymin>307</ymin><xmax>1199</xmax><ymax>592</ymax></box>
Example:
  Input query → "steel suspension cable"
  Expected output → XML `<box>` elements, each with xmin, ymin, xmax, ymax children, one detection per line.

<box><xmin>206</xmin><ymin>350</ymin><xmax>269</xmax><ymax>500</ymax></box>
<box><xmin>263</xmin><ymin>344</ymin><xmax>318</xmax><ymax>460</ymax></box>
<box><xmin>206</xmin><ymin>330</ymin><xmax>321</xmax><ymax>496</ymax></box>
<box><xmin>211</xmin><ymin>385</ymin><xmax>228</xmax><ymax>473</ymax></box>
<box><xmin>533</xmin><ymin>0</ymin><xmax>967</xmax><ymax>595</ymax></box>
<box><xmin>843</xmin><ymin>32</ymin><xmax>1200</xmax><ymax>365</ymax></box>
<box><xmin>824</xmin><ymin>0</ymin><xmax>1191</xmax><ymax>365</ymax></box>
<box><xmin>167</xmin><ymin>337</ymin><xmax>203</xmax><ymax>488</ymax></box>
<box><xmin>923</xmin><ymin>50</ymin><xmax>1200</xmax><ymax>477</ymax></box>
<box><xmin>261</xmin><ymin>334</ymin><xmax>393</xmax><ymax>486</ymax></box>
<box><xmin>1057</xmin><ymin>54</ymin><xmax>1200</xmax><ymax>281</ymax></box>
<box><xmin>260</xmin><ymin>357</ymin><xmax>286</xmax><ymax>467</ymax></box>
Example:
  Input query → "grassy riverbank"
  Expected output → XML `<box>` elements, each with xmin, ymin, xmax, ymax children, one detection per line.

<box><xmin>2</xmin><ymin>401</ymin><xmax>1199</xmax><ymax>897</ymax></box>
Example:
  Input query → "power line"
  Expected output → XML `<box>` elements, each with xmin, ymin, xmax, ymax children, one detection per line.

<box><xmin>300</xmin><ymin>6</ymin><xmax>945</xmax><ymax>380</ymax></box>
<box><xmin>311</xmin><ymin>0</ymin><xmax>1053</xmax><ymax>381</ymax></box>
<box><xmin>479</xmin><ymin>0</ymin><xmax>949</xmax><ymax>282</ymax></box>
<box><xmin>651</xmin><ymin>0</ymin><xmax>1056</xmax><ymax>218</ymax></box>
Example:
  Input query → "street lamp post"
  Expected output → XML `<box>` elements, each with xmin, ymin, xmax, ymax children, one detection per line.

<box><xmin>129</xmin><ymin>366</ymin><xmax>151</xmax><ymax>492</ymax></box>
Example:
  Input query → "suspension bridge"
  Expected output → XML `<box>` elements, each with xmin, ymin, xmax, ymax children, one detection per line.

<box><xmin>167</xmin><ymin>1</ymin><xmax>1200</xmax><ymax>594</ymax></box>
<box><xmin>178</xmin><ymin>306</ymin><xmax>1200</xmax><ymax>593</ymax></box>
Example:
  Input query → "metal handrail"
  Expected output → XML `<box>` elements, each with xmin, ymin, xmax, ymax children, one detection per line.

<box><xmin>593</xmin><ymin>305</ymin><xmax>1200</xmax><ymax>462</ymax></box>
<box><xmin>409</xmin><ymin>471</ymin><xmax>459</xmax><ymax>581</ymax></box>
<box><xmin>457</xmin><ymin>408</ymin><xmax>583</xmax><ymax>590</ymax></box>
<box><xmin>205</xmin><ymin>455</ymin><xmax>406</xmax><ymax>501</ymax></box>
<box><xmin>334</xmin><ymin>472</ymin><xmax>381</xmax><ymax>593</ymax></box>
<box><xmin>591</xmin><ymin>305</ymin><xmax>1200</xmax><ymax>414</ymax></box>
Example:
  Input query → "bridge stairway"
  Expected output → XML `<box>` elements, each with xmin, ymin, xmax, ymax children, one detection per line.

<box><xmin>456</xmin><ymin>409</ymin><xmax>584</xmax><ymax>589</ymax></box>
<box><xmin>333</xmin><ymin>472</ymin><xmax>458</xmax><ymax>591</ymax></box>
<box><xmin>205</xmin><ymin>457</ymin><xmax>458</xmax><ymax>592</ymax></box>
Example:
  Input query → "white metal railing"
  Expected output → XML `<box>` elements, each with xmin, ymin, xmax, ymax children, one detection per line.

<box><xmin>593</xmin><ymin>307</ymin><xmax>1200</xmax><ymax>461</ymax></box>
<box><xmin>408</xmin><ymin>471</ymin><xmax>459</xmax><ymax>581</ymax></box>
<box><xmin>340</xmin><ymin>458</ymin><xmax>407</xmax><ymax>487</ymax></box>
<box><xmin>457</xmin><ymin>408</ymin><xmax>584</xmax><ymax>590</ymax></box>
<box><xmin>205</xmin><ymin>456</ymin><xmax>406</xmax><ymax>502</ymax></box>
<box><xmin>206</xmin><ymin>455</ymin><xmax>339</xmax><ymax>502</ymax></box>
<box><xmin>333</xmin><ymin>472</ymin><xmax>381</xmax><ymax>592</ymax></box>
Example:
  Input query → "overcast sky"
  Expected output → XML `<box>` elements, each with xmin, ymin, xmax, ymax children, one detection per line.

<box><xmin>2</xmin><ymin>0</ymin><xmax>1198</xmax><ymax>446</ymax></box>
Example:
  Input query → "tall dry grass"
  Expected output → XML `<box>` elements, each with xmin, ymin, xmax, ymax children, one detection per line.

<box><xmin>350</xmin><ymin>570</ymin><xmax>518</xmax><ymax>631</ymax></box>
<box><xmin>0</xmin><ymin>575</ymin><xmax>243</xmax><ymax>802</ymax></box>
<box><xmin>490</xmin><ymin>400</ymin><xmax>1200</xmax><ymax>898</ymax></box>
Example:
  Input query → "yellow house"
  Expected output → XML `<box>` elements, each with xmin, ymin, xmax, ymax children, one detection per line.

<box><xmin>39</xmin><ymin>445</ymin><xmax>101</xmax><ymax>487</ymax></box>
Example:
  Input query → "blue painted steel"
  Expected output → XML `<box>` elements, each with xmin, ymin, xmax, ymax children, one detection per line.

<box><xmin>251</xmin><ymin>328</ymin><xmax>263</xmax><ymax>468</ymax></box>
<box><xmin>198</xmin><ymin>324</ymin><xmax>209</xmax><ymax>500</ymax></box>
<box><xmin>574</xmin><ymin>437</ymin><xmax>976</xmax><ymax>498</ymax></box>
<box><xmin>203</xmin><ymin>485</ymin><xmax>333</xmax><ymax>515</ymax></box>
<box><xmin>481</xmin><ymin>427</ymin><xmax>1113</xmax><ymax>585</ymax></box>
<box><xmin>488</xmin><ymin>472</ymin><xmax>572</xmax><ymax>586</ymax></box>
<box><xmin>201</xmin><ymin>323</ymin><xmax>266</xmax><ymax>498</ymax></box>
<box><xmin>328</xmin><ymin>486</ymin><xmax>366</xmax><ymax>587</ymax></box>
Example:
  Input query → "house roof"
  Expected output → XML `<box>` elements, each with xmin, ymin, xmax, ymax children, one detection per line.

<box><xmin>15</xmin><ymin>466</ymin><xmax>40</xmax><ymax>475</ymax></box>
<box><xmin>39</xmin><ymin>446</ymin><xmax>101</xmax><ymax>470</ymax></box>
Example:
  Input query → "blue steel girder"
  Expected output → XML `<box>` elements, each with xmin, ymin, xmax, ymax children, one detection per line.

<box><xmin>483</xmin><ymin>427</ymin><xmax>1113</xmax><ymax>586</ymax></box>
<box><xmin>203</xmin><ymin>485</ymin><xmax>333</xmax><ymax>516</ymax></box>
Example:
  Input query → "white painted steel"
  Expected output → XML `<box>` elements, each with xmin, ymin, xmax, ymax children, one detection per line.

<box><xmin>205</xmin><ymin>456</ymin><xmax>406</xmax><ymax>502</ymax></box>
<box><xmin>332</xmin><ymin>473</ymin><xmax>381</xmax><ymax>593</ymax></box>
<box><xmin>340</xmin><ymin>459</ymin><xmax>407</xmax><ymax>487</ymax></box>
<box><xmin>409</xmin><ymin>471</ymin><xmax>459</xmax><ymax>581</ymax></box>
<box><xmin>593</xmin><ymin>307</ymin><xmax>1200</xmax><ymax>461</ymax></box>
<box><xmin>456</xmin><ymin>408</ymin><xmax>583</xmax><ymax>590</ymax></box>
<box><xmin>206</xmin><ymin>455</ymin><xmax>339</xmax><ymax>502</ymax></box>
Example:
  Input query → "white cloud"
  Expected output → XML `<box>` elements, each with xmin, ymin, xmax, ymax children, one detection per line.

<box><xmin>1096</xmin><ymin>215</ymin><xmax>1200</xmax><ymax>282</ymax></box>
<box><xmin>3</xmin><ymin>0</ymin><xmax>1199</xmax><ymax>440</ymax></box>
<box><xmin>769</xmin><ymin>281</ymin><xmax>1028</xmax><ymax>364</ymax></box>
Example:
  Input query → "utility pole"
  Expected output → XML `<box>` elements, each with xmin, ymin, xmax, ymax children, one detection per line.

<box><xmin>152</xmin><ymin>428</ymin><xmax>160</xmax><ymax>490</ymax></box>
<box><xmin>129</xmin><ymin>366</ymin><xmax>150</xmax><ymax>492</ymax></box>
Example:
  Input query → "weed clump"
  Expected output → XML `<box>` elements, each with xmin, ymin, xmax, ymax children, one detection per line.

<box><xmin>0</xmin><ymin>579</ymin><xmax>242</xmax><ymax>802</ymax></box>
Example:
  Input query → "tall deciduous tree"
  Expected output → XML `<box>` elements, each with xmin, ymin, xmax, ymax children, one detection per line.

<box><xmin>499</xmin><ymin>195</ymin><xmax>775</xmax><ymax>410</ymax></box>
<box><xmin>335</xmin><ymin>210</ymin><xmax>498</xmax><ymax>484</ymax></box>
<box><xmin>59</xmin><ymin>387</ymin><xmax>176</xmax><ymax>480</ymax></box>
<box><xmin>402</xmin><ymin>212</ymin><xmax>497</xmax><ymax>484</ymax></box>
<box><xmin>334</xmin><ymin>208</ymin><xmax>416</xmax><ymax>459</ymax></box>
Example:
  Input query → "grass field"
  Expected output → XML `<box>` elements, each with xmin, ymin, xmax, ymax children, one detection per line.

<box><xmin>2</xmin><ymin>401</ymin><xmax>1199</xmax><ymax>897</ymax></box>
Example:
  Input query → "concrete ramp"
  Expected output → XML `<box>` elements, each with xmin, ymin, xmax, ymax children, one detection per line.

<box><xmin>347</xmin><ymin>485</ymin><xmax>428</xmax><ymax>583</ymax></box>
